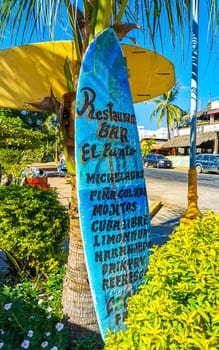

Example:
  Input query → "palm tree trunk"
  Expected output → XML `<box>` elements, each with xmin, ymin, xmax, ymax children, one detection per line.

<box><xmin>62</xmin><ymin>174</ymin><xmax>100</xmax><ymax>343</ymax></box>
<box><xmin>167</xmin><ymin>119</ymin><xmax>171</xmax><ymax>139</ymax></box>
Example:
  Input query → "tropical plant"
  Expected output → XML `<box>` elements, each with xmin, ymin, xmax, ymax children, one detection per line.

<box><xmin>0</xmin><ymin>0</ymin><xmax>219</xmax><ymax>345</ymax></box>
<box><xmin>149</xmin><ymin>84</ymin><xmax>185</xmax><ymax>139</ymax></box>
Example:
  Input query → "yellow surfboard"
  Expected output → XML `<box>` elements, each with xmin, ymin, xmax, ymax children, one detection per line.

<box><xmin>0</xmin><ymin>40</ymin><xmax>175</xmax><ymax>111</ymax></box>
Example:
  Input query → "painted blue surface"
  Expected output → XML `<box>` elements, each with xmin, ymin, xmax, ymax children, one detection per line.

<box><xmin>75</xmin><ymin>28</ymin><xmax>151</xmax><ymax>339</ymax></box>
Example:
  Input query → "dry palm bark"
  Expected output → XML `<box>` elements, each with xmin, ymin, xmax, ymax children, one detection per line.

<box><xmin>62</xmin><ymin>175</ymin><xmax>100</xmax><ymax>340</ymax></box>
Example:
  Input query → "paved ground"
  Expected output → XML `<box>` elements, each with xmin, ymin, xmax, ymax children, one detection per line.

<box><xmin>150</xmin><ymin>206</ymin><xmax>184</xmax><ymax>245</ymax></box>
<box><xmin>49</xmin><ymin>176</ymin><xmax>72</xmax><ymax>210</ymax></box>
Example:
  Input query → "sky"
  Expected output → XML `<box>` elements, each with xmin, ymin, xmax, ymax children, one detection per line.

<box><xmin>133</xmin><ymin>3</ymin><xmax>219</xmax><ymax>130</ymax></box>
<box><xmin>1</xmin><ymin>2</ymin><xmax>219</xmax><ymax>131</ymax></box>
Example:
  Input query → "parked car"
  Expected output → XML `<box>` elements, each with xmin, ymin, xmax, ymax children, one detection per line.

<box><xmin>144</xmin><ymin>153</ymin><xmax>173</xmax><ymax>168</ymax></box>
<box><xmin>195</xmin><ymin>153</ymin><xmax>219</xmax><ymax>174</ymax></box>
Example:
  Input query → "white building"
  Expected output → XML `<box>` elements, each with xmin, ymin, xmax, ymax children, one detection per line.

<box><xmin>137</xmin><ymin>126</ymin><xmax>168</xmax><ymax>141</ymax></box>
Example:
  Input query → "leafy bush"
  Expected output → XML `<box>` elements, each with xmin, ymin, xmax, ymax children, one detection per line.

<box><xmin>0</xmin><ymin>185</ymin><xmax>69</xmax><ymax>278</ymax></box>
<box><xmin>0</xmin><ymin>149</ymin><xmax>25</xmax><ymax>177</ymax></box>
<box><xmin>0</xmin><ymin>266</ymin><xmax>68</xmax><ymax>350</ymax></box>
<box><xmin>104</xmin><ymin>212</ymin><xmax>219</xmax><ymax>349</ymax></box>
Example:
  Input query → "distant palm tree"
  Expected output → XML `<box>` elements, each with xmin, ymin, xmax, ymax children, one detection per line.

<box><xmin>141</xmin><ymin>138</ymin><xmax>155</xmax><ymax>157</ymax></box>
<box><xmin>149</xmin><ymin>85</ymin><xmax>185</xmax><ymax>139</ymax></box>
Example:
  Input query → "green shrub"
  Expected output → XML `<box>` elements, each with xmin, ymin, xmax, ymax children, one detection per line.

<box><xmin>0</xmin><ymin>266</ymin><xmax>68</xmax><ymax>350</ymax></box>
<box><xmin>104</xmin><ymin>212</ymin><xmax>219</xmax><ymax>350</ymax></box>
<box><xmin>0</xmin><ymin>185</ymin><xmax>69</xmax><ymax>278</ymax></box>
<box><xmin>0</xmin><ymin>149</ymin><xmax>25</xmax><ymax>177</ymax></box>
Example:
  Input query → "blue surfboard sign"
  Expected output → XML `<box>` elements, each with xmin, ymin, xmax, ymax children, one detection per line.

<box><xmin>75</xmin><ymin>28</ymin><xmax>151</xmax><ymax>338</ymax></box>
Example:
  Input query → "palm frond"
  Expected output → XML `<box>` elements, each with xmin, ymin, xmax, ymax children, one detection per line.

<box><xmin>114</xmin><ymin>0</ymin><xmax>128</xmax><ymax>23</ymax></box>
<box><xmin>149</xmin><ymin>103</ymin><xmax>163</xmax><ymax>121</ymax></box>
<box><xmin>0</xmin><ymin>0</ymin><xmax>64</xmax><ymax>45</ymax></box>
<box><xmin>1</xmin><ymin>0</ymin><xmax>219</xmax><ymax>56</ymax></box>
<box><xmin>64</xmin><ymin>1</ymin><xmax>83</xmax><ymax>61</ymax></box>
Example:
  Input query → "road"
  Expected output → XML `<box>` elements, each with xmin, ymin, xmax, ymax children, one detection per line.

<box><xmin>144</xmin><ymin>168</ymin><xmax>219</xmax><ymax>213</ymax></box>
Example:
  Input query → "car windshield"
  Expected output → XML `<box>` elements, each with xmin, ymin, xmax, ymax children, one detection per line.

<box><xmin>156</xmin><ymin>155</ymin><xmax>165</xmax><ymax>159</ymax></box>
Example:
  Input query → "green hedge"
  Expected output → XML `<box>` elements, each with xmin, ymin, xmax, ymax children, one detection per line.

<box><xmin>0</xmin><ymin>185</ymin><xmax>69</xmax><ymax>278</ymax></box>
<box><xmin>104</xmin><ymin>212</ymin><xmax>219</xmax><ymax>350</ymax></box>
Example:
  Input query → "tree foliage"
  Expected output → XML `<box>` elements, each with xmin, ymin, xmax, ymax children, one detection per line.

<box><xmin>0</xmin><ymin>108</ymin><xmax>57</xmax><ymax>175</ymax></box>
<box><xmin>0</xmin><ymin>114</ymin><xmax>44</xmax><ymax>149</ymax></box>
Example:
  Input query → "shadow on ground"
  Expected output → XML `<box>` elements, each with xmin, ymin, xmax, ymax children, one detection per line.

<box><xmin>151</xmin><ymin>209</ymin><xmax>184</xmax><ymax>246</ymax></box>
